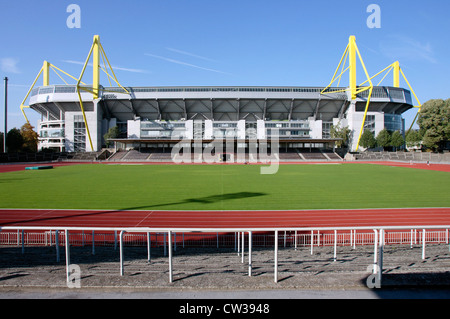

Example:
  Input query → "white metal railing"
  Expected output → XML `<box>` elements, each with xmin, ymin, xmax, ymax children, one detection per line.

<box><xmin>1</xmin><ymin>225</ymin><xmax>449</xmax><ymax>286</ymax></box>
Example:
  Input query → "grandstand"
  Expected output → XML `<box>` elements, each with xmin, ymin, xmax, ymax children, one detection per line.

<box><xmin>18</xmin><ymin>35</ymin><xmax>419</xmax><ymax>161</ymax></box>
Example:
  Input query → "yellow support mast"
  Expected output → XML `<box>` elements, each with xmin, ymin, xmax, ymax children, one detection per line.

<box><xmin>348</xmin><ymin>36</ymin><xmax>358</xmax><ymax>100</ymax></box>
<box><xmin>92</xmin><ymin>35</ymin><xmax>100</xmax><ymax>100</ymax></box>
<box><xmin>322</xmin><ymin>36</ymin><xmax>374</xmax><ymax>151</ymax></box>
<box><xmin>364</xmin><ymin>60</ymin><xmax>422</xmax><ymax>138</ymax></box>
<box><xmin>393</xmin><ymin>61</ymin><xmax>400</xmax><ymax>88</ymax></box>
<box><xmin>20</xmin><ymin>34</ymin><xmax>129</xmax><ymax>152</ymax></box>
<box><xmin>43</xmin><ymin>61</ymin><xmax>50</xmax><ymax>87</ymax></box>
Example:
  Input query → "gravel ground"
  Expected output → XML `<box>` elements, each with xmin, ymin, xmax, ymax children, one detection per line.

<box><xmin>1</xmin><ymin>243</ymin><xmax>450</xmax><ymax>298</ymax></box>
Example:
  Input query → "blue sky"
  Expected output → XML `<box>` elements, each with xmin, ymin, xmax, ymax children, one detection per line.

<box><xmin>1</xmin><ymin>0</ymin><xmax>449</xmax><ymax>131</ymax></box>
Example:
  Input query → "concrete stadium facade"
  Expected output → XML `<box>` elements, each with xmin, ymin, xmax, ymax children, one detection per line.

<box><xmin>29</xmin><ymin>84</ymin><xmax>412</xmax><ymax>153</ymax></box>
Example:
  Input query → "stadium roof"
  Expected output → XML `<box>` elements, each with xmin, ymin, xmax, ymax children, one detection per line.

<box><xmin>29</xmin><ymin>85</ymin><xmax>413</xmax><ymax>123</ymax></box>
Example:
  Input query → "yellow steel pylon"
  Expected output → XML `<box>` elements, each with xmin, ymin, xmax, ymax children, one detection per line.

<box><xmin>322</xmin><ymin>36</ymin><xmax>422</xmax><ymax>151</ymax></box>
<box><xmin>20</xmin><ymin>35</ymin><xmax>129</xmax><ymax>152</ymax></box>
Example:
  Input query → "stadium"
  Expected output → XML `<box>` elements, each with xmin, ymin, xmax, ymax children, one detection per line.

<box><xmin>22</xmin><ymin>35</ymin><xmax>417</xmax><ymax>161</ymax></box>
<box><xmin>1</xmin><ymin>35</ymin><xmax>449</xmax><ymax>290</ymax></box>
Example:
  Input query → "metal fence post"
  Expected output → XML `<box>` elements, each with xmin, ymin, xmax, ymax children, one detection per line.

<box><xmin>294</xmin><ymin>230</ymin><xmax>297</xmax><ymax>251</ymax></box>
<box><xmin>164</xmin><ymin>232</ymin><xmax>167</xmax><ymax>257</ymax></box>
<box><xmin>92</xmin><ymin>230</ymin><xmax>95</xmax><ymax>255</ymax></box>
<box><xmin>373</xmin><ymin>229</ymin><xmax>378</xmax><ymax>274</ymax></box>
<box><xmin>378</xmin><ymin>229</ymin><xmax>384</xmax><ymax>283</ymax></box>
<box><xmin>21</xmin><ymin>230</ymin><xmax>24</xmax><ymax>254</ymax></box>
<box><xmin>248</xmin><ymin>231</ymin><xmax>252</xmax><ymax>277</ymax></box>
<box><xmin>410</xmin><ymin>229</ymin><xmax>413</xmax><ymax>249</ymax></box>
<box><xmin>274</xmin><ymin>230</ymin><xmax>278</xmax><ymax>283</ymax></box>
<box><xmin>168</xmin><ymin>231</ymin><xmax>173</xmax><ymax>283</ymax></box>
<box><xmin>119</xmin><ymin>231</ymin><xmax>124</xmax><ymax>276</ymax></box>
<box><xmin>422</xmin><ymin>229</ymin><xmax>426</xmax><ymax>260</ymax></box>
<box><xmin>237</xmin><ymin>232</ymin><xmax>240</xmax><ymax>256</ymax></box>
<box><xmin>65</xmin><ymin>230</ymin><xmax>70</xmax><ymax>283</ymax></box>
<box><xmin>147</xmin><ymin>232</ymin><xmax>151</xmax><ymax>262</ymax></box>
<box><xmin>55</xmin><ymin>230</ymin><xmax>60</xmax><ymax>262</ymax></box>
<box><xmin>333</xmin><ymin>230</ymin><xmax>337</xmax><ymax>262</ymax></box>
<box><xmin>241</xmin><ymin>232</ymin><xmax>245</xmax><ymax>264</ymax></box>
<box><xmin>353</xmin><ymin>229</ymin><xmax>356</xmax><ymax>249</ymax></box>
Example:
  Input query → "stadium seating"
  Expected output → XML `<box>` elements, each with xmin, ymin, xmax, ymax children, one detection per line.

<box><xmin>299</xmin><ymin>149</ymin><xmax>328</xmax><ymax>160</ymax></box>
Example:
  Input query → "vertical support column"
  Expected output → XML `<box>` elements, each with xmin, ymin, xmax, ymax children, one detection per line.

<box><xmin>373</xmin><ymin>229</ymin><xmax>378</xmax><ymax>274</ymax></box>
<box><xmin>310</xmin><ymin>230</ymin><xmax>314</xmax><ymax>255</ymax></box>
<box><xmin>241</xmin><ymin>232</ymin><xmax>245</xmax><ymax>264</ymax></box>
<box><xmin>21</xmin><ymin>230</ymin><xmax>24</xmax><ymax>254</ymax></box>
<box><xmin>393</xmin><ymin>61</ymin><xmax>400</xmax><ymax>88</ymax></box>
<box><xmin>164</xmin><ymin>233</ymin><xmax>167</xmax><ymax>256</ymax></box>
<box><xmin>422</xmin><ymin>229</ymin><xmax>426</xmax><ymax>260</ymax></box>
<box><xmin>378</xmin><ymin>229</ymin><xmax>384</xmax><ymax>283</ymax></box>
<box><xmin>3</xmin><ymin>77</ymin><xmax>7</xmax><ymax>152</ymax></box>
<box><xmin>274</xmin><ymin>230</ymin><xmax>278</xmax><ymax>283</ymax></box>
<box><xmin>65</xmin><ymin>230</ymin><xmax>71</xmax><ymax>283</ymax></box>
<box><xmin>92</xmin><ymin>230</ymin><xmax>95</xmax><ymax>255</ymax></box>
<box><xmin>147</xmin><ymin>232</ymin><xmax>151</xmax><ymax>262</ymax></box>
<box><xmin>348</xmin><ymin>35</ymin><xmax>357</xmax><ymax>100</ymax></box>
<box><xmin>119</xmin><ymin>231</ymin><xmax>124</xmax><ymax>276</ymax></box>
<box><xmin>350</xmin><ymin>229</ymin><xmax>353</xmax><ymax>247</ymax></box>
<box><xmin>294</xmin><ymin>230</ymin><xmax>297</xmax><ymax>251</ymax></box>
<box><xmin>353</xmin><ymin>229</ymin><xmax>356</xmax><ymax>249</ymax></box>
<box><xmin>43</xmin><ymin>61</ymin><xmax>50</xmax><ymax>86</ymax></box>
<box><xmin>248</xmin><ymin>231</ymin><xmax>252</xmax><ymax>277</ymax></box>
<box><xmin>410</xmin><ymin>229</ymin><xmax>414</xmax><ymax>249</ymax></box>
<box><xmin>333</xmin><ymin>230</ymin><xmax>337</xmax><ymax>262</ymax></box>
<box><xmin>92</xmin><ymin>35</ymin><xmax>100</xmax><ymax>99</ymax></box>
<box><xmin>237</xmin><ymin>231</ymin><xmax>240</xmax><ymax>256</ymax></box>
<box><xmin>168</xmin><ymin>231</ymin><xmax>173</xmax><ymax>283</ymax></box>
<box><xmin>55</xmin><ymin>230</ymin><xmax>60</xmax><ymax>262</ymax></box>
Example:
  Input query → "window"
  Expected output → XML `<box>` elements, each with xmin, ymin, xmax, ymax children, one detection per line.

<box><xmin>73</xmin><ymin>115</ymin><xmax>86</xmax><ymax>152</ymax></box>
<box><xmin>384</xmin><ymin>114</ymin><xmax>403</xmax><ymax>133</ymax></box>
<box><xmin>322</xmin><ymin>122</ymin><xmax>333</xmax><ymax>139</ymax></box>
<box><xmin>364</xmin><ymin>115</ymin><xmax>376</xmax><ymax>133</ymax></box>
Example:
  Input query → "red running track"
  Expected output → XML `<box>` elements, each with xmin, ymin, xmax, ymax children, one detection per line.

<box><xmin>1</xmin><ymin>161</ymin><xmax>450</xmax><ymax>173</ymax></box>
<box><xmin>0</xmin><ymin>207</ymin><xmax>449</xmax><ymax>229</ymax></box>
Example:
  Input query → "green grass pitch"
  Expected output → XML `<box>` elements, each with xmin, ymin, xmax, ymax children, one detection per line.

<box><xmin>0</xmin><ymin>163</ymin><xmax>449</xmax><ymax>211</ymax></box>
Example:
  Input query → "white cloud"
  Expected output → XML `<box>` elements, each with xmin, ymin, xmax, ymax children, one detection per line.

<box><xmin>145</xmin><ymin>53</ymin><xmax>231</xmax><ymax>75</ymax></box>
<box><xmin>62</xmin><ymin>60</ymin><xmax>148</xmax><ymax>74</ymax></box>
<box><xmin>379</xmin><ymin>35</ymin><xmax>437</xmax><ymax>64</ymax></box>
<box><xmin>1</xmin><ymin>58</ymin><xmax>21</xmax><ymax>74</ymax></box>
<box><xmin>165</xmin><ymin>48</ymin><xmax>217</xmax><ymax>62</ymax></box>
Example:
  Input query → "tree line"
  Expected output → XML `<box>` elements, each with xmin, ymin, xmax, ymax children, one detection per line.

<box><xmin>1</xmin><ymin>123</ymin><xmax>39</xmax><ymax>153</ymax></box>
<box><xmin>331</xmin><ymin>98</ymin><xmax>449</xmax><ymax>152</ymax></box>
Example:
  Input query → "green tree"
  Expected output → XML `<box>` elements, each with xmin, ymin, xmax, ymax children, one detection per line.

<box><xmin>422</xmin><ymin>128</ymin><xmax>441</xmax><ymax>152</ymax></box>
<box><xmin>376</xmin><ymin>129</ymin><xmax>391</xmax><ymax>150</ymax></box>
<box><xmin>405</xmin><ymin>129</ymin><xmax>422</xmax><ymax>149</ymax></box>
<box><xmin>20</xmin><ymin>123</ymin><xmax>39</xmax><ymax>152</ymax></box>
<box><xmin>359</xmin><ymin>130</ymin><xmax>377</xmax><ymax>149</ymax></box>
<box><xmin>103</xmin><ymin>126</ymin><xmax>120</xmax><ymax>147</ymax></box>
<box><xmin>390</xmin><ymin>131</ymin><xmax>405</xmax><ymax>151</ymax></box>
<box><xmin>417</xmin><ymin>99</ymin><xmax>450</xmax><ymax>151</ymax></box>
<box><xmin>6</xmin><ymin>128</ymin><xmax>24</xmax><ymax>153</ymax></box>
<box><xmin>330</xmin><ymin>124</ymin><xmax>352</xmax><ymax>149</ymax></box>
